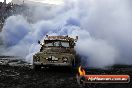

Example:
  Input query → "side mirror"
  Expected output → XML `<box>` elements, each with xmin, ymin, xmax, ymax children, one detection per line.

<box><xmin>74</xmin><ymin>43</ymin><xmax>76</xmax><ymax>46</ymax></box>
<box><xmin>75</xmin><ymin>36</ymin><xmax>78</xmax><ymax>42</ymax></box>
<box><xmin>38</xmin><ymin>40</ymin><xmax>41</xmax><ymax>44</ymax></box>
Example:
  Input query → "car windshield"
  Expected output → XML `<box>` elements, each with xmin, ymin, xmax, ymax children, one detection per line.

<box><xmin>45</xmin><ymin>42</ymin><xmax>53</xmax><ymax>46</ymax></box>
<box><xmin>45</xmin><ymin>41</ymin><xmax>69</xmax><ymax>47</ymax></box>
<box><xmin>61</xmin><ymin>42</ymin><xmax>69</xmax><ymax>47</ymax></box>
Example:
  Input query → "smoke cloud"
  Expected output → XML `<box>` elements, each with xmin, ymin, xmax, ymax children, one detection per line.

<box><xmin>0</xmin><ymin>0</ymin><xmax>132</xmax><ymax>68</ymax></box>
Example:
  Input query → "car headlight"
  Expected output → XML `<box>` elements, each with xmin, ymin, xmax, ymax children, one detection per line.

<box><xmin>62</xmin><ymin>57</ymin><xmax>68</xmax><ymax>63</ymax></box>
<box><xmin>34</xmin><ymin>56</ymin><xmax>40</xmax><ymax>62</ymax></box>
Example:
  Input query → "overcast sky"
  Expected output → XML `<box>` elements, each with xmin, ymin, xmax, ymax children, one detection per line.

<box><xmin>0</xmin><ymin>0</ymin><xmax>64</xmax><ymax>5</ymax></box>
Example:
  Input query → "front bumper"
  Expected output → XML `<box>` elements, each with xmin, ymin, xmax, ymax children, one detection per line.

<box><xmin>33</xmin><ymin>62</ymin><xmax>72</xmax><ymax>66</ymax></box>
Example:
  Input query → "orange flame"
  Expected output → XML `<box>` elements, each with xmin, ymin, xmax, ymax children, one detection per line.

<box><xmin>78</xmin><ymin>66</ymin><xmax>86</xmax><ymax>76</ymax></box>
